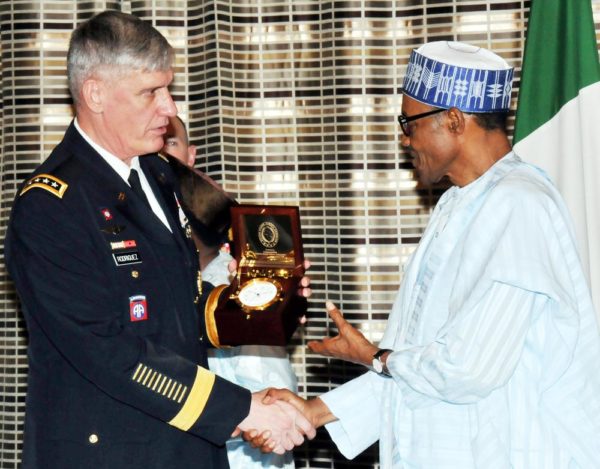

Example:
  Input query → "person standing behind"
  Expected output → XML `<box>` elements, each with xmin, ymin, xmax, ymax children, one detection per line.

<box><xmin>163</xmin><ymin>115</ymin><xmax>298</xmax><ymax>469</ymax></box>
<box><xmin>4</xmin><ymin>11</ymin><xmax>314</xmax><ymax>469</ymax></box>
<box><xmin>162</xmin><ymin>115</ymin><xmax>228</xmax><ymax>273</ymax></box>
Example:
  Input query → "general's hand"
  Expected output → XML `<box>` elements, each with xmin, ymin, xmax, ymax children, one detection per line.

<box><xmin>243</xmin><ymin>388</ymin><xmax>334</xmax><ymax>453</ymax></box>
<box><xmin>235</xmin><ymin>389</ymin><xmax>316</xmax><ymax>454</ymax></box>
<box><xmin>308</xmin><ymin>302</ymin><xmax>378</xmax><ymax>366</ymax></box>
<box><xmin>240</xmin><ymin>388</ymin><xmax>308</xmax><ymax>454</ymax></box>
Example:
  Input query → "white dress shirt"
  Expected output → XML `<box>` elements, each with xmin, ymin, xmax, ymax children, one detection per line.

<box><xmin>73</xmin><ymin>118</ymin><xmax>171</xmax><ymax>231</ymax></box>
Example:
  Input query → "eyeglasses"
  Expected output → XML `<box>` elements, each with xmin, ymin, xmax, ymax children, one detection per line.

<box><xmin>397</xmin><ymin>108</ymin><xmax>446</xmax><ymax>136</ymax></box>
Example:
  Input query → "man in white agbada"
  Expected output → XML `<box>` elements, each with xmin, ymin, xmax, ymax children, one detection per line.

<box><xmin>248</xmin><ymin>42</ymin><xmax>600</xmax><ymax>468</ymax></box>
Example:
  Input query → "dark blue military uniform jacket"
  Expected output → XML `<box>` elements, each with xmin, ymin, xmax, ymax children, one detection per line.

<box><xmin>4</xmin><ymin>123</ymin><xmax>251</xmax><ymax>468</ymax></box>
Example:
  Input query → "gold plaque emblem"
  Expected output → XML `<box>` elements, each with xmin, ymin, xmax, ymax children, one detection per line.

<box><xmin>258</xmin><ymin>221</ymin><xmax>279</xmax><ymax>248</ymax></box>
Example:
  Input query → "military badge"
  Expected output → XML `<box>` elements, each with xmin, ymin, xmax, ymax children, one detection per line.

<box><xmin>101</xmin><ymin>208</ymin><xmax>113</xmax><ymax>220</ymax></box>
<box><xmin>110</xmin><ymin>240</ymin><xmax>137</xmax><ymax>250</ymax></box>
<box><xmin>20</xmin><ymin>174</ymin><xmax>68</xmax><ymax>198</ymax></box>
<box><xmin>129</xmin><ymin>295</ymin><xmax>148</xmax><ymax>322</ymax></box>
<box><xmin>113</xmin><ymin>251</ymin><xmax>142</xmax><ymax>266</ymax></box>
<box><xmin>101</xmin><ymin>225</ymin><xmax>125</xmax><ymax>235</ymax></box>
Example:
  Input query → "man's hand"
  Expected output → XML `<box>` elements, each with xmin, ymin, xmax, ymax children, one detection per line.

<box><xmin>243</xmin><ymin>388</ymin><xmax>335</xmax><ymax>453</ymax></box>
<box><xmin>308</xmin><ymin>302</ymin><xmax>378</xmax><ymax>366</ymax></box>
<box><xmin>235</xmin><ymin>389</ymin><xmax>316</xmax><ymax>454</ymax></box>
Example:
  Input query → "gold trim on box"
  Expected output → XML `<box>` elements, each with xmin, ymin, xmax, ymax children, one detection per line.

<box><xmin>204</xmin><ymin>284</ymin><xmax>228</xmax><ymax>348</ymax></box>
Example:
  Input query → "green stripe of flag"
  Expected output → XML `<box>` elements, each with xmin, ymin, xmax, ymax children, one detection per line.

<box><xmin>513</xmin><ymin>0</ymin><xmax>600</xmax><ymax>144</ymax></box>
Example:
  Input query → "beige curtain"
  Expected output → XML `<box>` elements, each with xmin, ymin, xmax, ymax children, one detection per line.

<box><xmin>3</xmin><ymin>1</ymin><xmax>585</xmax><ymax>467</ymax></box>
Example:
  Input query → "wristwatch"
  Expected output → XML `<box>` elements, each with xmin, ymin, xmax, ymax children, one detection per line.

<box><xmin>372</xmin><ymin>349</ymin><xmax>393</xmax><ymax>377</ymax></box>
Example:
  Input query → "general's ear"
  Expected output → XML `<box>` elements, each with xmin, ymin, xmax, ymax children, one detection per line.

<box><xmin>187</xmin><ymin>145</ymin><xmax>197</xmax><ymax>167</ymax></box>
<box><xmin>446</xmin><ymin>107</ymin><xmax>466</xmax><ymax>134</ymax></box>
<box><xmin>80</xmin><ymin>78</ymin><xmax>105</xmax><ymax>114</ymax></box>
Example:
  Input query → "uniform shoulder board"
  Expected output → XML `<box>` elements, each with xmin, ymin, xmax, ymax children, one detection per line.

<box><xmin>20</xmin><ymin>173</ymin><xmax>69</xmax><ymax>199</ymax></box>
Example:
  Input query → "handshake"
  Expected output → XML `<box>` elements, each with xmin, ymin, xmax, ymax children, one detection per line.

<box><xmin>234</xmin><ymin>388</ymin><xmax>333</xmax><ymax>455</ymax></box>
<box><xmin>233</xmin><ymin>300</ymin><xmax>376</xmax><ymax>454</ymax></box>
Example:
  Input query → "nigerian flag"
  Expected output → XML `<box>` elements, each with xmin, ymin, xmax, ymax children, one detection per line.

<box><xmin>513</xmin><ymin>0</ymin><xmax>600</xmax><ymax>313</ymax></box>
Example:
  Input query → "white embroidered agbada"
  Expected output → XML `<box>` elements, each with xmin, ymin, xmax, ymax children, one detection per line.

<box><xmin>321</xmin><ymin>153</ymin><xmax>600</xmax><ymax>468</ymax></box>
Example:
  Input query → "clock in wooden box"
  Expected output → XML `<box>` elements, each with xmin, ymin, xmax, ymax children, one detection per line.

<box><xmin>205</xmin><ymin>205</ymin><xmax>307</xmax><ymax>347</ymax></box>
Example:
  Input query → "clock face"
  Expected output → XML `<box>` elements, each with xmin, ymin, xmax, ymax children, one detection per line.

<box><xmin>237</xmin><ymin>278</ymin><xmax>281</xmax><ymax>310</ymax></box>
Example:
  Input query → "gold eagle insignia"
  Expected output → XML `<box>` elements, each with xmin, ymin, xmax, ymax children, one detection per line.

<box><xmin>20</xmin><ymin>174</ymin><xmax>69</xmax><ymax>199</ymax></box>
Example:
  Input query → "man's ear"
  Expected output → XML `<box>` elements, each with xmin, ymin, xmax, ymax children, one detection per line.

<box><xmin>81</xmin><ymin>78</ymin><xmax>104</xmax><ymax>114</ymax></box>
<box><xmin>446</xmin><ymin>107</ymin><xmax>466</xmax><ymax>134</ymax></box>
<box><xmin>187</xmin><ymin>145</ymin><xmax>197</xmax><ymax>168</ymax></box>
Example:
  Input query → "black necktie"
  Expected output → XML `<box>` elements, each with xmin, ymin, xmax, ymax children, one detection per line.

<box><xmin>128</xmin><ymin>169</ymin><xmax>151</xmax><ymax>208</ymax></box>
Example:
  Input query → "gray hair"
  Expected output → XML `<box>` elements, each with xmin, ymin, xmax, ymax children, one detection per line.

<box><xmin>67</xmin><ymin>10</ymin><xmax>174</xmax><ymax>104</ymax></box>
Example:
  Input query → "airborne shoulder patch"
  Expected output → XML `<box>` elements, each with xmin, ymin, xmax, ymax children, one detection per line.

<box><xmin>20</xmin><ymin>174</ymin><xmax>69</xmax><ymax>199</ymax></box>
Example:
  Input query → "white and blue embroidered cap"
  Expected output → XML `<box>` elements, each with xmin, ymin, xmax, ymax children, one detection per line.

<box><xmin>402</xmin><ymin>41</ymin><xmax>514</xmax><ymax>113</ymax></box>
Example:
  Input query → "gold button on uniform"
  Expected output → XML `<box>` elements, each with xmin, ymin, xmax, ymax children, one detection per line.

<box><xmin>88</xmin><ymin>434</ymin><xmax>99</xmax><ymax>444</ymax></box>
<box><xmin>131</xmin><ymin>270</ymin><xmax>139</xmax><ymax>279</ymax></box>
